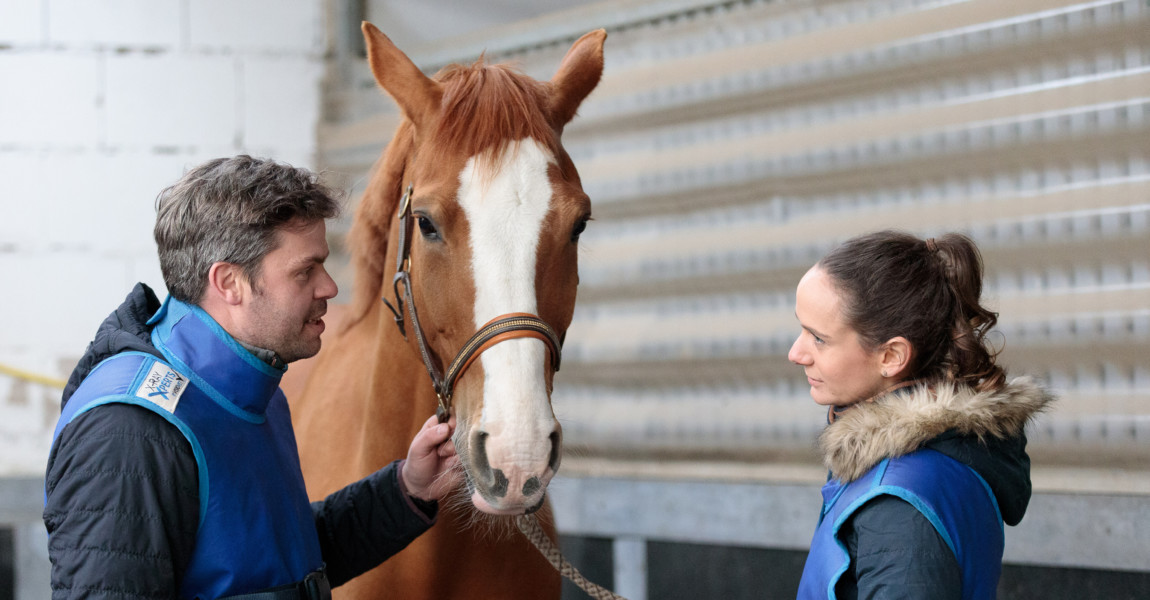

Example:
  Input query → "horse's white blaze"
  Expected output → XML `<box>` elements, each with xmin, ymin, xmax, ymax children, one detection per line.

<box><xmin>458</xmin><ymin>138</ymin><xmax>558</xmax><ymax>495</ymax></box>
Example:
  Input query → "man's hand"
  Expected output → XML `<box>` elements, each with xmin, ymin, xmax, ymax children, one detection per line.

<box><xmin>402</xmin><ymin>415</ymin><xmax>463</xmax><ymax>501</ymax></box>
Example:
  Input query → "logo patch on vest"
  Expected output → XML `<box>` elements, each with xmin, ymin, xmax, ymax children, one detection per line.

<box><xmin>135</xmin><ymin>362</ymin><xmax>188</xmax><ymax>413</ymax></box>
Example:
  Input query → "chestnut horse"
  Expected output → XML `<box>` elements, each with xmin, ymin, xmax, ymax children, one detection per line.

<box><xmin>288</xmin><ymin>23</ymin><xmax>606</xmax><ymax>599</ymax></box>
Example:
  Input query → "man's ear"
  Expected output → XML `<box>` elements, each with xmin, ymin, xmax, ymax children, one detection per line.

<box><xmin>206</xmin><ymin>262</ymin><xmax>247</xmax><ymax>306</ymax></box>
<box><xmin>879</xmin><ymin>336</ymin><xmax>913</xmax><ymax>380</ymax></box>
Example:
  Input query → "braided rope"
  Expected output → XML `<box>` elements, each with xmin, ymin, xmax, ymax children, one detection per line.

<box><xmin>515</xmin><ymin>514</ymin><xmax>628</xmax><ymax>600</ymax></box>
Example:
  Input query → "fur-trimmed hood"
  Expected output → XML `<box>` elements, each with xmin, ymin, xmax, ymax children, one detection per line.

<box><xmin>820</xmin><ymin>377</ymin><xmax>1054</xmax><ymax>524</ymax></box>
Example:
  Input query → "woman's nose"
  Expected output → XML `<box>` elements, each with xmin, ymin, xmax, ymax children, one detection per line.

<box><xmin>788</xmin><ymin>336</ymin><xmax>808</xmax><ymax>365</ymax></box>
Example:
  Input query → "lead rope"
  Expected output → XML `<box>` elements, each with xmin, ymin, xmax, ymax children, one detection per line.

<box><xmin>515</xmin><ymin>514</ymin><xmax>629</xmax><ymax>600</ymax></box>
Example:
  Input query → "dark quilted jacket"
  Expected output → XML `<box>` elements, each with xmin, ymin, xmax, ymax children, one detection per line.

<box><xmin>44</xmin><ymin>283</ymin><xmax>436</xmax><ymax>599</ymax></box>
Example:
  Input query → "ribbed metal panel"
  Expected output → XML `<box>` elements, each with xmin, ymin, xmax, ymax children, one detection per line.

<box><xmin>320</xmin><ymin>0</ymin><xmax>1150</xmax><ymax>478</ymax></box>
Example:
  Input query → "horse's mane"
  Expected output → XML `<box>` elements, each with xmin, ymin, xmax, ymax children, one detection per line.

<box><xmin>344</xmin><ymin>60</ymin><xmax>559</xmax><ymax>330</ymax></box>
<box><xmin>434</xmin><ymin>60</ymin><xmax>559</xmax><ymax>170</ymax></box>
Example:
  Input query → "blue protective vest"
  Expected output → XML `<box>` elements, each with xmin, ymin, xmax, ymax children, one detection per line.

<box><xmin>52</xmin><ymin>297</ymin><xmax>324</xmax><ymax>599</ymax></box>
<box><xmin>797</xmin><ymin>449</ymin><xmax>1004</xmax><ymax>600</ymax></box>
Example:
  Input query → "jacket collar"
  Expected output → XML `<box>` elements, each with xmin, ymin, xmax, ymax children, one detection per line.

<box><xmin>820</xmin><ymin>377</ymin><xmax>1053</xmax><ymax>482</ymax></box>
<box><xmin>148</xmin><ymin>296</ymin><xmax>285</xmax><ymax>419</ymax></box>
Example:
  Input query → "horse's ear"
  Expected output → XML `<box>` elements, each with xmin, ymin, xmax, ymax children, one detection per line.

<box><xmin>548</xmin><ymin>29</ymin><xmax>606</xmax><ymax>130</ymax></box>
<box><xmin>362</xmin><ymin>22</ymin><xmax>443</xmax><ymax>129</ymax></box>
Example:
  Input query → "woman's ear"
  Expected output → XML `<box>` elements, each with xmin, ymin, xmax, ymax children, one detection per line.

<box><xmin>879</xmin><ymin>337</ymin><xmax>913</xmax><ymax>380</ymax></box>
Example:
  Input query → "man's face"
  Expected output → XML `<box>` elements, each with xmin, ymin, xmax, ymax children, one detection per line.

<box><xmin>240</xmin><ymin>218</ymin><xmax>337</xmax><ymax>364</ymax></box>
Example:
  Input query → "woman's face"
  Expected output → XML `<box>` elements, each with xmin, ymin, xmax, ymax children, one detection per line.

<box><xmin>788</xmin><ymin>266</ymin><xmax>888</xmax><ymax>407</ymax></box>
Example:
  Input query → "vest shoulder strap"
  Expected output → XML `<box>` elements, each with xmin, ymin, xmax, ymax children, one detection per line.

<box><xmin>52</xmin><ymin>352</ymin><xmax>209</xmax><ymax>525</ymax></box>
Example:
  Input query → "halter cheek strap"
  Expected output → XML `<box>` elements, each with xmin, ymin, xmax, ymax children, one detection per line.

<box><xmin>382</xmin><ymin>185</ymin><xmax>415</xmax><ymax>338</ymax></box>
<box><xmin>381</xmin><ymin>184</ymin><xmax>564</xmax><ymax>423</ymax></box>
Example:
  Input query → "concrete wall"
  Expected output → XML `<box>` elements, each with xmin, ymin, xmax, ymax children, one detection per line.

<box><xmin>0</xmin><ymin>0</ymin><xmax>326</xmax><ymax>476</ymax></box>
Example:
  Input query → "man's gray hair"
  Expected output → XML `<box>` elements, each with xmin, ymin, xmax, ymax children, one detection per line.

<box><xmin>154</xmin><ymin>155</ymin><xmax>342</xmax><ymax>303</ymax></box>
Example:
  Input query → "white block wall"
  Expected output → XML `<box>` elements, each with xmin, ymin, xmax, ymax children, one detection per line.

<box><xmin>0</xmin><ymin>0</ymin><xmax>327</xmax><ymax>475</ymax></box>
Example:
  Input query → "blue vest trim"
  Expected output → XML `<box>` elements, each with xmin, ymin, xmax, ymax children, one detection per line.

<box><xmin>816</xmin><ymin>461</ymin><xmax>892</xmax><ymax>599</ymax></box>
<box><xmin>970</xmin><ymin>467</ymin><xmax>1004</xmax><ymax>527</ymax></box>
<box><xmin>161</xmin><ymin>347</ymin><xmax>265</xmax><ymax>424</ymax></box>
<box><xmin>157</xmin><ymin>300</ymin><xmax>283</xmax><ymax>379</ymax></box>
<box><xmin>50</xmin><ymin>351</ymin><xmax>165</xmax><ymax>441</ymax></box>
<box><xmin>150</xmin><ymin>298</ymin><xmax>269</xmax><ymax>424</ymax></box>
<box><xmin>820</xmin><ymin>477</ymin><xmax>850</xmax><ymax>520</ymax></box>
<box><xmin>825</xmin><ymin>459</ymin><xmax>959</xmax><ymax>557</ymax></box>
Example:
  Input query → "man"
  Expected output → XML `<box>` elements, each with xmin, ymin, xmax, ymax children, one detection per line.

<box><xmin>43</xmin><ymin>156</ymin><xmax>461</xmax><ymax>599</ymax></box>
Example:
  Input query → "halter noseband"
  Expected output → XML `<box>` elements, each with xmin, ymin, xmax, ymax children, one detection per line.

<box><xmin>381</xmin><ymin>184</ymin><xmax>563</xmax><ymax>423</ymax></box>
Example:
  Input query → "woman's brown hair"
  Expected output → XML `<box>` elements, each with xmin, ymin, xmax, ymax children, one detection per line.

<box><xmin>818</xmin><ymin>230</ymin><xmax>1006</xmax><ymax>392</ymax></box>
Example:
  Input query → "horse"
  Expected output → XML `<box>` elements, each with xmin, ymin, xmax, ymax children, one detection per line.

<box><xmin>286</xmin><ymin>22</ymin><xmax>606</xmax><ymax>599</ymax></box>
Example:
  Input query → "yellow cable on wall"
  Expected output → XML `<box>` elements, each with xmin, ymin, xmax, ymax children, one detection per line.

<box><xmin>0</xmin><ymin>362</ymin><xmax>67</xmax><ymax>390</ymax></box>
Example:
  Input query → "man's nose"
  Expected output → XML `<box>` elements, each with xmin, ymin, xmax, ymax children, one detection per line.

<box><xmin>317</xmin><ymin>268</ymin><xmax>338</xmax><ymax>300</ymax></box>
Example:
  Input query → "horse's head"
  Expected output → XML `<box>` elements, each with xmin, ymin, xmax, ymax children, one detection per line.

<box><xmin>350</xmin><ymin>23</ymin><xmax>604</xmax><ymax>515</ymax></box>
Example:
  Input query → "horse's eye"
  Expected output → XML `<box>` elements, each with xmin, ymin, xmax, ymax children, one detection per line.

<box><xmin>417</xmin><ymin>216</ymin><xmax>440</xmax><ymax>241</ymax></box>
<box><xmin>571</xmin><ymin>217</ymin><xmax>589</xmax><ymax>243</ymax></box>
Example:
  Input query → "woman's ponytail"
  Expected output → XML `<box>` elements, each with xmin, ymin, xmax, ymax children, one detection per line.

<box><xmin>931</xmin><ymin>234</ymin><xmax>1006</xmax><ymax>392</ymax></box>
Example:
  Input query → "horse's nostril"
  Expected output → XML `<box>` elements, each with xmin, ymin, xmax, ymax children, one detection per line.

<box><xmin>522</xmin><ymin>476</ymin><xmax>541</xmax><ymax>497</ymax></box>
<box><xmin>490</xmin><ymin>469</ymin><xmax>509</xmax><ymax>498</ymax></box>
<box><xmin>472</xmin><ymin>430</ymin><xmax>492</xmax><ymax>484</ymax></box>
<box><xmin>548</xmin><ymin>429</ymin><xmax>562</xmax><ymax>473</ymax></box>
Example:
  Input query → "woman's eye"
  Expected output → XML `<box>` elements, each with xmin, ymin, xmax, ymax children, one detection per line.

<box><xmin>417</xmin><ymin>216</ymin><xmax>440</xmax><ymax>241</ymax></box>
<box><xmin>571</xmin><ymin>218</ymin><xmax>589</xmax><ymax>243</ymax></box>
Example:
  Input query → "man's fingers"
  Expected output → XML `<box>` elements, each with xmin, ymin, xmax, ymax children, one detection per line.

<box><xmin>415</xmin><ymin>418</ymin><xmax>452</xmax><ymax>446</ymax></box>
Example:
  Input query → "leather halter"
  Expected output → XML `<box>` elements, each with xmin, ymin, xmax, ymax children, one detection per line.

<box><xmin>382</xmin><ymin>184</ymin><xmax>563</xmax><ymax>423</ymax></box>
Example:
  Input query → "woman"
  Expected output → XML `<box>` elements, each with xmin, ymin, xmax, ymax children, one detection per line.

<box><xmin>790</xmin><ymin>230</ymin><xmax>1052</xmax><ymax>599</ymax></box>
